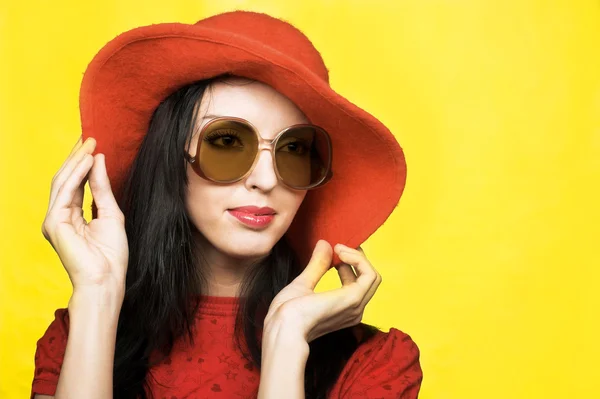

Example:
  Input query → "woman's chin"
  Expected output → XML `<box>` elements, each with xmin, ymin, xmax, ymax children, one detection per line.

<box><xmin>225</xmin><ymin>246</ymin><xmax>273</xmax><ymax>261</ymax></box>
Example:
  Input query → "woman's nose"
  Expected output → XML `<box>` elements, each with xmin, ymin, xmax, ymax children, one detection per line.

<box><xmin>244</xmin><ymin>149</ymin><xmax>279</xmax><ymax>191</ymax></box>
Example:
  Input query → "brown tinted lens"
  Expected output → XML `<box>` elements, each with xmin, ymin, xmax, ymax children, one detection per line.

<box><xmin>198</xmin><ymin>120</ymin><xmax>258</xmax><ymax>182</ymax></box>
<box><xmin>275</xmin><ymin>126</ymin><xmax>331</xmax><ymax>188</ymax></box>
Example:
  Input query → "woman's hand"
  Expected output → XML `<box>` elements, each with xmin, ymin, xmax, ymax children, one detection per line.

<box><xmin>264</xmin><ymin>240</ymin><xmax>382</xmax><ymax>343</ymax></box>
<box><xmin>41</xmin><ymin>136</ymin><xmax>129</xmax><ymax>295</ymax></box>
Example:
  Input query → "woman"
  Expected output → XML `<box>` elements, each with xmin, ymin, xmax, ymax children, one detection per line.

<box><xmin>31</xmin><ymin>10</ymin><xmax>423</xmax><ymax>399</ymax></box>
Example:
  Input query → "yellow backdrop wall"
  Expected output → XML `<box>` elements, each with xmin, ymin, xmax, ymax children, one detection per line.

<box><xmin>1</xmin><ymin>0</ymin><xmax>599</xmax><ymax>398</ymax></box>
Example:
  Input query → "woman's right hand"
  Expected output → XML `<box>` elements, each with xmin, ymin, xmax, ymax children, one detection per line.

<box><xmin>41</xmin><ymin>136</ymin><xmax>129</xmax><ymax>296</ymax></box>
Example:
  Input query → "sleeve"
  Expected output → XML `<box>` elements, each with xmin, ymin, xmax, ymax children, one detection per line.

<box><xmin>331</xmin><ymin>327</ymin><xmax>423</xmax><ymax>399</ymax></box>
<box><xmin>30</xmin><ymin>308</ymin><xmax>70</xmax><ymax>399</ymax></box>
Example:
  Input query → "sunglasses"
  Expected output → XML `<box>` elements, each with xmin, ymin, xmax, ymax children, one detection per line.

<box><xmin>185</xmin><ymin>117</ymin><xmax>333</xmax><ymax>190</ymax></box>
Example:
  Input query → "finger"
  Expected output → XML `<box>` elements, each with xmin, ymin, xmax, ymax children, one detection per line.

<box><xmin>310</xmin><ymin>286</ymin><xmax>369</xmax><ymax>326</ymax></box>
<box><xmin>70</xmin><ymin>142</ymin><xmax>92</xmax><ymax>209</ymax></box>
<box><xmin>304</xmin><ymin>281</ymin><xmax>381</xmax><ymax>342</ymax></box>
<box><xmin>337</xmin><ymin>246</ymin><xmax>382</xmax><ymax>309</ymax></box>
<box><xmin>337</xmin><ymin>244</ymin><xmax>365</xmax><ymax>257</ymax></box>
<box><xmin>335</xmin><ymin>246</ymin><xmax>378</xmax><ymax>290</ymax></box>
<box><xmin>358</xmin><ymin>270</ymin><xmax>382</xmax><ymax>310</ymax></box>
<box><xmin>67</xmin><ymin>136</ymin><xmax>83</xmax><ymax>158</ymax></box>
<box><xmin>70</xmin><ymin>167</ymin><xmax>89</xmax><ymax>211</ymax></box>
<box><xmin>49</xmin><ymin>137</ymin><xmax>83</xmax><ymax>205</ymax></box>
<box><xmin>51</xmin><ymin>152</ymin><xmax>94</xmax><ymax>213</ymax></box>
<box><xmin>336</xmin><ymin>263</ymin><xmax>357</xmax><ymax>286</ymax></box>
<box><xmin>88</xmin><ymin>153</ymin><xmax>123</xmax><ymax>219</ymax></box>
<box><xmin>68</xmin><ymin>136</ymin><xmax>84</xmax><ymax>157</ymax></box>
<box><xmin>294</xmin><ymin>240</ymin><xmax>333</xmax><ymax>290</ymax></box>
<box><xmin>53</xmin><ymin>136</ymin><xmax>84</xmax><ymax>182</ymax></box>
<box><xmin>69</xmin><ymin>136</ymin><xmax>83</xmax><ymax>153</ymax></box>
<box><xmin>309</xmin><ymin>288</ymin><xmax>352</xmax><ymax>319</ymax></box>
<box><xmin>49</xmin><ymin>138</ymin><xmax>96</xmax><ymax>209</ymax></box>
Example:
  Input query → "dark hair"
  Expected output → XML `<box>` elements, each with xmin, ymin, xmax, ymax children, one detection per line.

<box><xmin>112</xmin><ymin>76</ymin><xmax>380</xmax><ymax>399</ymax></box>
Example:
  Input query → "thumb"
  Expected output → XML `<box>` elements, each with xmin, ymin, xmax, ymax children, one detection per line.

<box><xmin>295</xmin><ymin>240</ymin><xmax>333</xmax><ymax>290</ymax></box>
<box><xmin>88</xmin><ymin>153</ymin><xmax>122</xmax><ymax>219</ymax></box>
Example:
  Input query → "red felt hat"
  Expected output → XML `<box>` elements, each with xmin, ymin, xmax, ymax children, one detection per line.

<box><xmin>80</xmin><ymin>10</ymin><xmax>407</xmax><ymax>268</ymax></box>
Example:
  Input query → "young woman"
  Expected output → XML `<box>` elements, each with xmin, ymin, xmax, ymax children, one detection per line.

<box><xmin>31</xmin><ymin>10</ymin><xmax>423</xmax><ymax>399</ymax></box>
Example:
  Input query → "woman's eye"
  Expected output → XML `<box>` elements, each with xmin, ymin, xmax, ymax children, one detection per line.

<box><xmin>278</xmin><ymin>140</ymin><xmax>309</xmax><ymax>155</ymax></box>
<box><xmin>213</xmin><ymin>136</ymin><xmax>238</xmax><ymax>146</ymax></box>
<box><xmin>204</xmin><ymin>131</ymin><xmax>243</xmax><ymax>148</ymax></box>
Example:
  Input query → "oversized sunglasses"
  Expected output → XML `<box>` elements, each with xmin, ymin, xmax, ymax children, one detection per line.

<box><xmin>185</xmin><ymin>117</ymin><xmax>333</xmax><ymax>190</ymax></box>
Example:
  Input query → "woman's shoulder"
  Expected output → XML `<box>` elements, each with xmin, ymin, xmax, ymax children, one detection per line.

<box><xmin>35</xmin><ymin>307</ymin><xmax>70</xmax><ymax>345</ymax></box>
<box><xmin>329</xmin><ymin>324</ymin><xmax>423</xmax><ymax>398</ymax></box>
<box><xmin>350</xmin><ymin>323</ymin><xmax>421</xmax><ymax>367</ymax></box>
<box><xmin>47</xmin><ymin>307</ymin><xmax>69</xmax><ymax>331</ymax></box>
<box><xmin>30</xmin><ymin>308</ymin><xmax>70</xmax><ymax>399</ymax></box>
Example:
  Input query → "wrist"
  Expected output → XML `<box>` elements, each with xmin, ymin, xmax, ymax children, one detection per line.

<box><xmin>262</xmin><ymin>315</ymin><xmax>310</xmax><ymax>358</ymax></box>
<box><xmin>259</xmin><ymin>321</ymin><xmax>309</xmax><ymax>399</ymax></box>
<box><xmin>69</xmin><ymin>285</ymin><xmax>124</xmax><ymax>314</ymax></box>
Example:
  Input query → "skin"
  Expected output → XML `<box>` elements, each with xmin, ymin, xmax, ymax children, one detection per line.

<box><xmin>38</xmin><ymin>76</ymin><xmax>382</xmax><ymax>399</ymax></box>
<box><xmin>182</xmin><ymin>77</ymin><xmax>383</xmax><ymax>398</ymax></box>
<box><xmin>184</xmin><ymin>76</ymin><xmax>309</xmax><ymax>297</ymax></box>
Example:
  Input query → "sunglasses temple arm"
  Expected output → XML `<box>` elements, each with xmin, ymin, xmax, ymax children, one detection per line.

<box><xmin>184</xmin><ymin>153</ymin><xmax>196</xmax><ymax>164</ymax></box>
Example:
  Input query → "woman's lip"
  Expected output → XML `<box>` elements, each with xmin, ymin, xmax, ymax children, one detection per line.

<box><xmin>227</xmin><ymin>210</ymin><xmax>275</xmax><ymax>228</ymax></box>
<box><xmin>229</xmin><ymin>206</ymin><xmax>276</xmax><ymax>215</ymax></box>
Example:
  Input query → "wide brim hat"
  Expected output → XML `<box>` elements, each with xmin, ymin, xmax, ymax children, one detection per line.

<box><xmin>81</xmin><ymin>10</ymin><xmax>407</xmax><ymax>268</ymax></box>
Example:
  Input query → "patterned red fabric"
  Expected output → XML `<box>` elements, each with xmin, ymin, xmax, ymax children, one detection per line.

<box><xmin>31</xmin><ymin>296</ymin><xmax>422</xmax><ymax>398</ymax></box>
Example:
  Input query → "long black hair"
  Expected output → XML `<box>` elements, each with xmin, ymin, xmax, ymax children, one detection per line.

<box><xmin>112</xmin><ymin>75</ymin><xmax>380</xmax><ymax>398</ymax></box>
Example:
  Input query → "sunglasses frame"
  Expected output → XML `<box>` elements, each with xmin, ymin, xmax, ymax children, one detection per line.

<box><xmin>184</xmin><ymin>116</ymin><xmax>333</xmax><ymax>190</ymax></box>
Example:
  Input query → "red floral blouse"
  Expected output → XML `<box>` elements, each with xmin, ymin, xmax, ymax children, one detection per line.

<box><xmin>31</xmin><ymin>295</ymin><xmax>423</xmax><ymax>398</ymax></box>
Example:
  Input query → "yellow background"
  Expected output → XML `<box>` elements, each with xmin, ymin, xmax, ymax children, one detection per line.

<box><xmin>1</xmin><ymin>0</ymin><xmax>599</xmax><ymax>398</ymax></box>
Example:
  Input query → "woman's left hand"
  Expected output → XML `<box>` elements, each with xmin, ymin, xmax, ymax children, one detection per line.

<box><xmin>263</xmin><ymin>239</ymin><xmax>382</xmax><ymax>344</ymax></box>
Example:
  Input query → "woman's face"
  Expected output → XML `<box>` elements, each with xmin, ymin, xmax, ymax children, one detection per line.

<box><xmin>185</xmin><ymin>77</ymin><xmax>308</xmax><ymax>265</ymax></box>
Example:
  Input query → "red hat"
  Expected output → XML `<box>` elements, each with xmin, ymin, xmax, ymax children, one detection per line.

<box><xmin>81</xmin><ymin>10</ymin><xmax>407</xmax><ymax>268</ymax></box>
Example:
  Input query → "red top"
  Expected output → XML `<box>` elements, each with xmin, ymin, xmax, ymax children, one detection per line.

<box><xmin>31</xmin><ymin>295</ymin><xmax>423</xmax><ymax>398</ymax></box>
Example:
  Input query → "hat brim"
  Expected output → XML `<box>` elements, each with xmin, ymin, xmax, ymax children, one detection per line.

<box><xmin>81</xmin><ymin>22</ymin><xmax>407</xmax><ymax>268</ymax></box>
